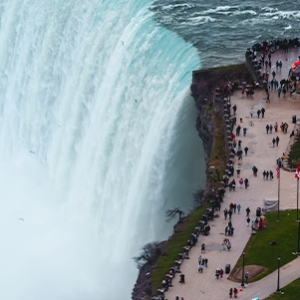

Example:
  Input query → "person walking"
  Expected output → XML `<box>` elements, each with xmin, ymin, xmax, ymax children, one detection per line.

<box><xmin>233</xmin><ymin>104</ymin><xmax>237</xmax><ymax>115</ymax></box>
<box><xmin>243</xmin><ymin>127</ymin><xmax>248</xmax><ymax>136</ymax></box>
<box><xmin>198</xmin><ymin>255</ymin><xmax>202</xmax><ymax>265</ymax></box>
<box><xmin>270</xmin><ymin>124</ymin><xmax>273</xmax><ymax>133</ymax></box>
<box><xmin>237</xmin><ymin>167</ymin><xmax>241</xmax><ymax>177</ymax></box>
<box><xmin>250</xmin><ymin>108</ymin><xmax>253</xmax><ymax>118</ymax></box>
<box><xmin>257</xmin><ymin>109</ymin><xmax>261</xmax><ymax>118</ymax></box>
<box><xmin>266</xmin><ymin>171</ymin><xmax>269</xmax><ymax>180</ymax></box>
<box><xmin>233</xmin><ymin>203</ymin><xmax>237</xmax><ymax>213</ymax></box>
<box><xmin>245</xmin><ymin>178</ymin><xmax>249</xmax><ymax>189</ymax></box>
<box><xmin>283</xmin><ymin>87</ymin><xmax>286</xmax><ymax>98</ymax></box>
<box><xmin>226</xmin><ymin>241</ymin><xmax>231</xmax><ymax>251</ymax></box>
<box><xmin>278</xmin><ymin>86</ymin><xmax>281</xmax><ymax>97</ymax></box>
<box><xmin>266</xmin><ymin>124</ymin><xmax>269</xmax><ymax>134</ymax></box>
<box><xmin>238</xmin><ymin>151</ymin><xmax>242</xmax><ymax>161</ymax></box>
<box><xmin>224</xmin><ymin>208</ymin><xmax>228</xmax><ymax>220</ymax></box>
<box><xmin>233</xmin><ymin>288</ymin><xmax>238</xmax><ymax>298</ymax></box>
<box><xmin>276</xmin><ymin>136</ymin><xmax>279</xmax><ymax>146</ymax></box>
<box><xmin>204</xmin><ymin>257</ymin><xmax>208</xmax><ymax>268</ymax></box>
<box><xmin>284</xmin><ymin>123</ymin><xmax>288</xmax><ymax>134</ymax></box>
<box><xmin>199</xmin><ymin>262</ymin><xmax>204</xmax><ymax>273</ymax></box>
<box><xmin>228</xmin><ymin>209</ymin><xmax>232</xmax><ymax>220</ymax></box>
<box><xmin>237</xmin><ymin>204</ymin><xmax>241</xmax><ymax>214</ymax></box>
<box><xmin>246</xmin><ymin>207</ymin><xmax>250</xmax><ymax>217</ymax></box>
<box><xmin>252</xmin><ymin>165</ymin><xmax>258</xmax><ymax>177</ymax></box>
<box><xmin>247</xmin><ymin>217</ymin><xmax>250</xmax><ymax>227</ymax></box>
<box><xmin>239</xmin><ymin>178</ymin><xmax>243</xmax><ymax>189</ymax></box>
<box><xmin>229</xmin><ymin>288</ymin><xmax>233</xmax><ymax>298</ymax></box>
<box><xmin>270</xmin><ymin>170</ymin><xmax>273</xmax><ymax>180</ymax></box>
<box><xmin>220</xmin><ymin>268</ymin><xmax>224</xmax><ymax>279</ymax></box>
<box><xmin>222</xmin><ymin>240</ymin><xmax>226</xmax><ymax>250</ymax></box>
<box><xmin>263</xmin><ymin>170</ymin><xmax>266</xmax><ymax>180</ymax></box>
<box><xmin>266</xmin><ymin>92</ymin><xmax>270</xmax><ymax>103</ymax></box>
<box><xmin>244</xmin><ymin>146</ymin><xmax>248</xmax><ymax>156</ymax></box>
<box><xmin>261</xmin><ymin>107</ymin><xmax>265</xmax><ymax>118</ymax></box>
<box><xmin>242</xmin><ymin>88</ymin><xmax>245</xmax><ymax>99</ymax></box>
<box><xmin>274</xmin><ymin>122</ymin><xmax>278</xmax><ymax>132</ymax></box>
<box><xmin>272</xmin><ymin>137</ymin><xmax>276</xmax><ymax>147</ymax></box>
<box><xmin>236</xmin><ymin>125</ymin><xmax>241</xmax><ymax>136</ymax></box>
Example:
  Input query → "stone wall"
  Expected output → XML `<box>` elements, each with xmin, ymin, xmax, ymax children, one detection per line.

<box><xmin>245</xmin><ymin>50</ymin><xmax>261</xmax><ymax>84</ymax></box>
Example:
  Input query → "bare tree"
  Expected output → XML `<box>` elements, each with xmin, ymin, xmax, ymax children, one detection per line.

<box><xmin>133</xmin><ymin>242</ymin><xmax>161</xmax><ymax>269</ymax></box>
<box><xmin>166</xmin><ymin>207</ymin><xmax>184</xmax><ymax>223</ymax></box>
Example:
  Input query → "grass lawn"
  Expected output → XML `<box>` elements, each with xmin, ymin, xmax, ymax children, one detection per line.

<box><xmin>266</xmin><ymin>277</ymin><xmax>300</xmax><ymax>299</ymax></box>
<box><xmin>234</xmin><ymin>210</ymin><xmax>299</xmax><ymax>282</ymax></box>
<box><xmin>151</xmin><ymin>204</ymin><xmax>208</xmax><ymax>293</ymax></box>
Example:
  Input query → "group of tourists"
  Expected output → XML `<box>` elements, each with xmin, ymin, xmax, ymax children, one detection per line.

<box><xmin>197</xmin><ymin>255</ymin><xmax>208</xmax><ymax>273</ymax></box>
<box><xmin>222</xmin><ymin>239</ymin><xmax>231</xmax><ymax>251</ymax></box>
<box><xmin>262</xmin><ymin>170</ymin><xmax>274</xmax><ymax>180</ymax></box>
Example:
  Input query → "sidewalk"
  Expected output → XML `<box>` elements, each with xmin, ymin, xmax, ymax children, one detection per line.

<box><xmin>165</xmin><ymin>56</ymin><xmax>300</xmax><ymax>299</ymax></box>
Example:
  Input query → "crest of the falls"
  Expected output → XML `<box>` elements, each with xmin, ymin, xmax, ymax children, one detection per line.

<box><xmin>0</xmin><ymin>0</ymin><xmax>204</xmax><ymax>299</ymax></box>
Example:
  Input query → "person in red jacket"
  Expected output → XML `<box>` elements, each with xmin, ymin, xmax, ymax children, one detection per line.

<box><xmin>239</xmin><ymin>178</ymin><xmax>244</xmax><ymax>189</ymax></box>
<box><xmin>233</xmin><ymin>287</ymin><xmax>238</xmax><ymax>298</ymax></box>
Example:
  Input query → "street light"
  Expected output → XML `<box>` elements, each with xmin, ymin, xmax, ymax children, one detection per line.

<box><xmin>276</xmin><ymin>256</ymin><xmax>281</xmax><ymax>293</ymax></box>
<box><xmin>241</xmin><ymin>250</ymin><xmax>246</xmax><ymax>287</ymax></box>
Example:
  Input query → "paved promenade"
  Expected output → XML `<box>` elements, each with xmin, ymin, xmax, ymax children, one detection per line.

<box><xmin>165</xmin><ymin>63</ymin><xmax>300</xmax><ymax>299</ymax></box>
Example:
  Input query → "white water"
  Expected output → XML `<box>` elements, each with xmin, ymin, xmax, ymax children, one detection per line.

<box><xmin>0</xmin><ymin>1</ymin><xmax>204</xmax><ymax>299</ymax></box>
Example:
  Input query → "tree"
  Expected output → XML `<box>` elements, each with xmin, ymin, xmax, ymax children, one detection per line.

<box><xmin>133</xmin><ymin>242</ymin><xmax>161</xmax><ymax>269</ymax></box>
<box><xmin>166</xmin><ymin>207</ymin><xmax>184</xmax><ymax>223</ymax></box>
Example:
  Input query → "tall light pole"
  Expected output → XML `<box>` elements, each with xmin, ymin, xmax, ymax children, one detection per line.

<box><xmin>276</xmin><ymin>256</ymin><xmax>281</xmax><ymax>293</ymax></box>
<box><xmin>241</xmin><ymin>250</ymin><xmax>246</xmax><ymax>287</ymax></box>
<box><xmin>297</xmin><ymin>160</ymin><xmax>300</xmax><ymax>254</ymax></box>
<box><xmin>277</xmin><ymin>159</ymin><xmax>280</xmax><ymax>221</ymax></box>
<box><xmin>297</xmin><ymin>222</ymin><xmax>300</xmax><ymax>254</ymax></box>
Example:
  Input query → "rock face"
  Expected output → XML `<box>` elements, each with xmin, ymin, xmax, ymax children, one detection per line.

<box><xmin>131</xmin><ymin>263</ymin><xmax>154</xmax><ymax>300</ymax></box>
<box><xmin>132</xmin><ymin>64</ymin><xmax>251</xmax><ymax>300</ymax></box>
<box><xmin>194</xmin><ymin>98</ymin><xmax>215</xmax><ymax>163</ymax></box>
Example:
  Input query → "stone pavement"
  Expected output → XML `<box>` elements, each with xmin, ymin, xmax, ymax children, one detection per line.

<box><xmin>165</xmin><ymin>61</ymin><xmax>300</xmax><ymax>300</ymax></box>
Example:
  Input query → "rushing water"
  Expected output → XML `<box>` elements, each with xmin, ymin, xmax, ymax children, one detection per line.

<box><xmin>151</xmin><ymin>0</ymin><xmax>300</xmax><ymax>69</ymax></box>
<box><xmin>0</xmin><ymin>1</ymin><xmax>205</xmax><ymax>299</ymax></box>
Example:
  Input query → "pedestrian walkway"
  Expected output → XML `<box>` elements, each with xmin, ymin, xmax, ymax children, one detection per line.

<box><xmin>165</xmin><ymin>84</ymin><xmax>300</xmax><ymax>299</ymax></box>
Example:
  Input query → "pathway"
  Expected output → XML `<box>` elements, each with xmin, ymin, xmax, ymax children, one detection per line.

<box><xmin>165</xmin><ymin>48</ymin><xmax>300</xmax><ymax>300</ymax></box>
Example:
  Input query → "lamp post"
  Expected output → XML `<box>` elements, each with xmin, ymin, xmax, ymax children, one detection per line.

<box><xmin>297</xmin><ymin>159</ymin><xmax>300</xmax><ymax>254</ymax></box>
<box><xmin>276</xmin><ymin>256</ymin><xmax>281</xmax><ymax>293</ymax></box>
<box><xmin>277</xmin><ymin>158</ymin><xmax>280</xmax><ymax>221</ymax></box>
<box><xmin>241</xmin><ymin>250</ymin><xmax>246</xmax><ymax>287</ymax></box>
<box><xmin>297</xmin><ymin>221</ymin><xmax>300</xmax><ymax>254</ymax></box>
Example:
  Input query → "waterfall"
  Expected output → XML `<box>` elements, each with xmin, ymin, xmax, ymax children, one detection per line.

<box><xmin>0</xmin><ymin>1</ymin><xmax>204</xmax><ymax>299</ymax></box>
